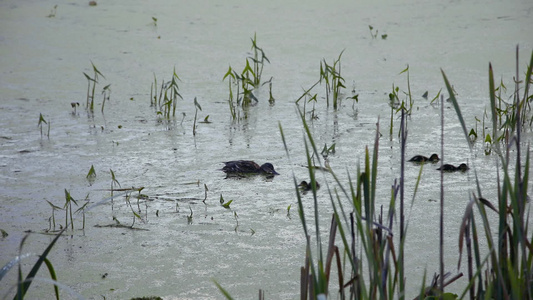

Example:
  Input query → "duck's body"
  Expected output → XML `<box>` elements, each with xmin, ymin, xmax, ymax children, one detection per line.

<box><xmin>437</xmin><ymin>164</ymin><xmax>457</xmax><ymax>172</ymax></box>
<box><xmin>222</xmin><ymin>160</ymin><xmax>279</xmax><ymax>176</ymax></box>
<box><xmin>408</xmin><ymin>153</ymin><xmax>440</xmax><ymax>163</ymax></box>
<box><xmin>437</xmin><ymin>163</ymin><xmax>469</xmax><ymax>172</ymax></box>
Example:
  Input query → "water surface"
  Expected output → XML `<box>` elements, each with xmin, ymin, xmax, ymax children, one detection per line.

<box><xmin>1</xmin><ymin>0</ymin><xmax>532</xmax><ymax>298</ymax></box>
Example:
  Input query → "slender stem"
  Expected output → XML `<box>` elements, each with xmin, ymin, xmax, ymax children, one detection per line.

<box><xmin>439</xmin><ymin>94</ymin><xmax>445</xmax><ymax>292</ymax></box>
<box><xmin>399</xmin><ymin>107</ymin><xmax>405</xmax><ymax>299</ymax></box>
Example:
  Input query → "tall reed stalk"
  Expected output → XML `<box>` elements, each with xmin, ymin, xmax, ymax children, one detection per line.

<box><xmin>443</xmin><ymin>46</ymin><xmax>533</xmax><ymax>299</ymax></box>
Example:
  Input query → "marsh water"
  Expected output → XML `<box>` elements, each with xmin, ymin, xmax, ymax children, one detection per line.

<box><xmin>1</xmin><ymin>0</ymin><xmax>532</xmax><ymax>299</ymax></box>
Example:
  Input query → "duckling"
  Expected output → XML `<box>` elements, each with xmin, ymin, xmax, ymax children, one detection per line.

<box><xmin>298</xmin><ymin>180</ymin><xmax>320</xmax><ymax>191</ymax></box>
<box><xmin>457</xmin><ymin>163</ymin><xmax>469</xmax><ymax>172</ymax></box>
<box><xmin>408</xmin><ymin>153</ymin><xmax>440</xmax><ymax>163</ymax></box>
<box><xmin>222</xmin><ymin>160</ymin><xmax>279</xmax><ymax>176</ymax></box>
<box><xmin>437</xmin><ymin>163</ymin><xmax>469</xmax><ymax>172</ymax></box>
<box><xmin>437</xmin><ymin>164</ymin><xmax>457</xmax><ymax>172</ymax></box>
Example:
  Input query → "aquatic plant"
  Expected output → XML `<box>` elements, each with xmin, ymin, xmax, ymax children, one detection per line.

<box><xmin>321</xmin><ymin>143</ymin><xmax>336</xmax><ymax>159</ymax></box>
<box><xmin>38</xmin><ymin>113</ymin><xmax>50</xmax><ymax>139</ymax></box>
<box><xmin>1</xmin><ymin>192</ymin><xmax>131</xmax><ymax>299</ymax></box>
<box><xmin>368</xmin><ymin>25</ymin><xmax>378</xmax><ymax>39</ymax></box>
<box><xmin>294</xmin><ymin>51</ymin><xmax>346</xmax><ymax>114</ymax></box>
<box><xmin>388</xmin><ymin>65</ymin><xmax>415</xmax><ymax>139</ymax></box>
<box><xmin>262</xmin><ymin>76</ymin><xmax>275</xmax><ymax>105</ymax></box>
<box><xmin>320</xmin><ymin>50</ymin><xmax>346</xmax><ymax>110</ymax></box>
<box><xmin>295</xmin><ymin>81</ymin><xmax>320</xmax><ymax>119</ymax></box>
<box><xmin>150</xmin><ymin>67</ymin><xmax>182</xmax><ymax>118</ymax></box>
<box><xmin>249</xmin><ymin>33</ymin><xmax>270</xmax><ymax>87</ymax></box>
<box><xmin>63</xmin><ymin>189</ymin><xmax>78</xmax><ymax>231</ymax></box>
<box><xmin>101</xmin><ymin>84</ymin><xmax>111</xmax><ymax>113</ymax></box>
<box><xmin>238</xmin><ymin>59</ymin><xmax>257</xmax><ymax>107</ymax></box>
<box><xmin>223</xmin><ymin>66</ymin><xmax>237</xmax><ymax>119</ymax></box>
<box><xmin>222</xmin><ymin>34</ymin><xmax>270</xmax><ymax>117</ymax></box>
<box><xmin>368</xmin><ymin>25</ymin><xmax>387</xmax><ymax>40</ymax></box>
<box><xmin>86</xmin><ymin>164</ymin><xmax>96</xmax><ymax>185</ymax></box>
<box><xmin>192</xmin><ymin>97</ymin><xmax>202</xmax><ymax>136</ymax></box>
<box><xmin>74</xmin><ymin>196</ymin><xmax>90</xmax><ymax>231</ymax></box>
<box><xmin>441</xmin><ymin>46</ymin><xmax>533</xmax><ymax>299</ymax></box>
<box><xmin>83</xmin><ymin>61</ymin><xmax>105</xmax><ymax>111</ymax></box>
<box><xmin>70</xmin><ymin>102</ymin><xmax>79</xmax><ymax>115</ymax></box>
<box><xmin>45</xmin><ymin>200</ymin><xmax>63</xmax><ymax>232</ymax></box>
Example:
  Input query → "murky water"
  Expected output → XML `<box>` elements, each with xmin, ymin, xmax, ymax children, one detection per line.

<box><xmin>1</xmin><ymin>0</ymin><xmax>532</xmax><ymax>299</ymax></box>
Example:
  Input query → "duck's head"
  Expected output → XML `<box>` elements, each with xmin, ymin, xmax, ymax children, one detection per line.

<box><xmin>260</xmin><ymin>163</ymin><xmax>279</xmax><ymax>175</ymax></box>
<box><xmin>429</xmin><ymin>154</ymin><xmax>440</xmax><ymax>162</ymax></box>
<box><xmin>458</xmin><ymin>163</ymin><xmax>469</xmax><ymax>171</ymax></box>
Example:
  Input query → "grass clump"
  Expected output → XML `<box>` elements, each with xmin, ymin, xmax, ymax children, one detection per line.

<box><xmin>150</xmin><ymin>67</ymin><xmax>183</xmax><ymax>119</ymax></box>
<box><xmin>223</xmin><ymin>33</ymin><xmax>271</xmax><ymax>120</ymax></box>
<box><xmin>442</xmin><ymin>46</ymin><xmax>533</xmax><ymax>299</ymax></box>
<box><xmin>296</xmin><ymin>50</ymin><xmax>349</xmax><ymax>117</ymax></box>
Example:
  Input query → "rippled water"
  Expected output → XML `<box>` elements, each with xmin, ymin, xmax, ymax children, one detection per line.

<box><xmin>1</xmin><ymin>0</ymin><xmax>532</xmax><ymax>299</ymax></box>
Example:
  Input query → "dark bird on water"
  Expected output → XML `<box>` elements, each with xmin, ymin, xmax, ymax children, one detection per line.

<box><xmin>408</xmin><ymin>153</ymin><xmax>440</xmax><ymax>163</ymax></box>
<box><xmin>437</xmin><ymin>163</ymin><xmax>469</xmax><ymax>172</ymax></box>
<box><xmin>298</xmin><ymin>180</ymin><xmax>320</xmax><ymax>191</ymax></box>
<box><xmin>222</xmin><ymin>160</ymin><xmax>279</xmax><ymax>176</ymax></box>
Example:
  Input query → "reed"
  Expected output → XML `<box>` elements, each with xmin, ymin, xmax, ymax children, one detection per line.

<box><xmin>442</xmin><ymin>46</ymin><xmax>533</xmax><ymax>299</ymax></box>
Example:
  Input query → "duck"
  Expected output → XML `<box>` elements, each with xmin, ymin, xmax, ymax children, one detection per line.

<box><xmin>437</xmin><ymin>163</ymin><xmax>469</xmax><ymax>172</ymax></box>
<box><xmin>408</xmin><ymin>153</ymin><xmax>440</xmax><ymax>163</ymax></box>
<box><xmin>222</xmin><ymin>160</ymin><xmax>279</xmax><ymax>176</ymax></box>
<box><xmin>298</xmin><ymin>180</ymin><xmax>320</xmax><ymax>191</ymax></box>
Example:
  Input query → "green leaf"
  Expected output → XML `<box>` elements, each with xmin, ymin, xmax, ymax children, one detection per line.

<box><xmin>222</xmin><ymin>200</ymin><xmax>233</xmax><ymax>209</ymax></box>
<box><xmin>38</xmin><ymin>113</ymin><xmax>47</xmax><ymax>125</ymax></box>
<box><xmin>46</xmin><ymin>200</ymin><xmax>63</xmax><ymax>210</ymax></box>
<box><xmin>213</xmin><ymin>280</ymin><xmax>235</xmax><ymax>300</ymax></box>
<box><xmin>469</xmin><ymin>128</ymin><xmax>478</xmax><ymax>139</ymax></box>
<box><xmin>194</xmin><ymin>97</ymin><xmax>202</xmax><ymax>111</ymax></box>
<box><xmin>223</xmin><ymin>65</ymin><xmax>235</xmax><ymax>80</ymax></box>
<box><xmin>399</xmin><ymin>64</ymin><xmax>409</xmax><ymax>75</ymax></box>
<box><xmin>86</xmin><ymin>165</ymin><xmax>96</xmax><ymax>178</ymax></box>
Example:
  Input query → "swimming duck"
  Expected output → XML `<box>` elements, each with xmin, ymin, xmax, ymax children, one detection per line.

<box><xmin>437</xmin><ymin>163</ymin><xmax>469</xmax><ymax>172</ymax></box>
<box><xmin>222</xmin><ymin>160</ymin><xmax>279</xmax><ymax>176</ymax></box>
<box><xmin>298</xmin><ymin>180</ymin><xmax>320</xmax><ymax>191</ymax></box>
<box><xmin>408</xmin><ymin>153</ymin><xmax>440</xmax><ymax>163</ymax></box>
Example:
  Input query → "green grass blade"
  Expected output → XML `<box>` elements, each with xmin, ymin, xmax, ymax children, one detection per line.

<box><xmin>212</xmin><ymin>280</ymin><xmax>235</xmax><ymax>300</ymax></box>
